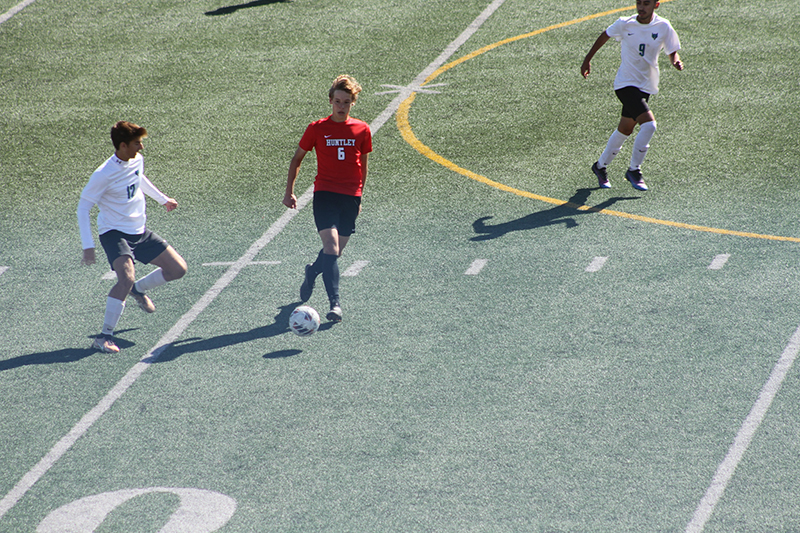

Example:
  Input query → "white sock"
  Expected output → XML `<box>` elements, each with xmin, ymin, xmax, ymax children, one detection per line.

<box><xmin>629</xmin><ymin>121</ymin><xmax>657</xmax><ymax>170</ymax></box>
<box><xmin>598</xmin><ymin>129</ymin><xmax>629</xmax><ymax>169</ymax></box>
<box><xmin>102</xmin><ymin>297</ymin><xmax>125</xmax><ymax>336</ymax></box>
<box><xmin>134</xmin><ymin>268</ymin><xmax>166</xmax><ymax>293</ymax></box>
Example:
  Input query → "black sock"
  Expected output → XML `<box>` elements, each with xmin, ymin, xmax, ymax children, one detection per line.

<box><xmin>309</xmin><ymin>249</ymin><xmax>325</xmax><ymax>276</ymax></box>
<box><xmin>320</xmin><ymin>253</ymin><xmax>340</xmax><ymax>305</ymax></box>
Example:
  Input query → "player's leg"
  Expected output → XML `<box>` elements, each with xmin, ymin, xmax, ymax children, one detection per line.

<box><xmin>629</xmin><ymin>111</ymin><xmax>657</xmax><ymax>172</ymax></box>
<box><xmin>92</xmin><ymin>232</ymin><xmax>135</xmax><ymax>353</ymax></box>
<box><xmin>598</xmin><ymin>112</ymin><xmax>637</xmax><ymax>165</ymax></box>
<box><xmin>321</xmin><ymin>195</ymin><xmax>358</xmax><ymax>322</ymax></box>
<box><xmin>318</xmin><ymin>227</ymin><xmax>343</xmax><ymax>321</ymax></box>
<box><xmin>593</xmin><ymin>108</ymin><xmax>634</xmax><ymax>188</ymax></box>
<box><xmin>92</xmin><ymin>255</ymin><xmax>134</xmax><ymax>353</ymax></box>
<box><xmin>130</xmin><ymin>232</ymin><xmax>187</xmax><ymax>312</ymax></box>
<box><xmin>594</xmin><ymin>119</ymin><xmax>632</xmax><ymax>188</ymax></box>
<box><xmin>596</xmin><ymin>88</ymin><xmax>638</xmax><ymax>168</ymax></box>
<box><xmin>608</xmin><ymin>87</ymin><xmax>652</xmax><ymax>191</ymax></box>
<box><xmin>303</xmin><ymin>192</ymin><xmax>339</xmax><ymax>304</ymax></box>
<box><xmin>146</xmin><ymin>245</ymin><xmax>188</xmax><ymax>283</ymax></box>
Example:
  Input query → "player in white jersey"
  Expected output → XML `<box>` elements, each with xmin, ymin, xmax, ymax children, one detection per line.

<box><xmin>78</xmin><ymin>121</ymin><xmax>187</xmax><ymax>353</ymax></box>
<box><xmin>581</xmin><ymin>0</ymin><xmax>683</xmax><ymax>191</ymax></box>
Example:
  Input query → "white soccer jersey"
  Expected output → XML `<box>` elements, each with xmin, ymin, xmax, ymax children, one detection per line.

<box><xmin>606</xmin><ymin>13</ymin><xmax>681</xmax><ymax>95</ymax></box>
<box><xmin>78</xmin><ymin>152</ymin><xmax>168</xmax><ymax>249</ymax></box>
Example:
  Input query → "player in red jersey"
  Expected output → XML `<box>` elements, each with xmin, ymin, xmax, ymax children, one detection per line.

<box><xmin>283</xmin><ymin>75</ymin><xmax>373</xmax><ymax>322</ymax></box>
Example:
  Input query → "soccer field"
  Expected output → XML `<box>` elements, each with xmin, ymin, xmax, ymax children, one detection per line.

<box><xmin>1</xmin><ymin>0</ymin><xmax>799</xmax><ymax>531</ymax></box>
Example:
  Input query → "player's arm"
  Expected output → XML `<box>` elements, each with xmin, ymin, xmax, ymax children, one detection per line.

<box><xmin>581</xmin><ymin>31</ymin><xmax>611</xmax><ymax>78</ymax></box>
<box><xmin>358</xmin><ymin>152</ymin><xmax>369</xmax><ymax>215</ymax></box>
<box><xmin>140</xmin><ymin>175</ymin><xmax>177</xmax><ymax>211</ymax></box>
<box><xmin>283</xmin><ymin>146</ymin><xmax>308</xmax><ymax>209</ymax></box>
<box><xmin>669</xmin><ymin>51</ymin><xmax>684</xmax><ymax>71</ymax></box>
<box><xmin>361</xmin><ymin>152</ymin><xmax>369</xmax><ymax>189</ymax></box>
<box><xmin>77</xmin><ymin>197</ymin><xmax>96</xmax><ymax>265</ymax></box>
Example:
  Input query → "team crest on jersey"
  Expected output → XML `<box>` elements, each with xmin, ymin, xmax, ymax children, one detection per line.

<box><xmin>652</xmin><ymin>33</ymin><xmax>659</xmax><ymax>40</ymax></box>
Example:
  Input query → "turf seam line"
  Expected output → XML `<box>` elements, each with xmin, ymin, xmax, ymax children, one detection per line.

<box><xmin>685</xmin><ymin>322</ymin><xmax>800</xmax><ymax>532</ymax></box>
<box><xmin>0</xmin><ymin>0</ymin><xmax>508</xmax><ymax>520</ymax></box>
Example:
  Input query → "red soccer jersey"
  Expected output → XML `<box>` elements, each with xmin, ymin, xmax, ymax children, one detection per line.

<box><xmin>299</xmin><ymin>116</ymin><xmax>372</xmax><ymax>197</ymax></box>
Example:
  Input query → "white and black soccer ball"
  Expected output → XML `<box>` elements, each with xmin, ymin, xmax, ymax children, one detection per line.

<box><xmin>289</xmin><ymin>305</ymin><xmax>320</xmax><ymax>337</ymax></box>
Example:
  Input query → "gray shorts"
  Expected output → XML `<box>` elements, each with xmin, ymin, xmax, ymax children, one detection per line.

<box><xmin>99</xmin><ymin>229</ymin><xmax>168</xmax><ymax>269</ymax></box>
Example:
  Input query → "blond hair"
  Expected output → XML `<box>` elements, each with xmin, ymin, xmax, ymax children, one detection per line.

<box><xmin>329</xmin><ymin>75</ymin><xmax>362</xmax><ymax>101</ymax></box>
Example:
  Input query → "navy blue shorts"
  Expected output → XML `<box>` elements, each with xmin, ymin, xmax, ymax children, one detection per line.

<box><xmin>615</xmin><ymin>86</ymin><xmax>651</xmax><ymax>119</ymax></box>
<box><xmin>313</xmin><ymin>191</ymin><xmax>361</xmax><ymax>236</ymax></box>
<box><xmin>99</xmin><ymin>229</ymin><xmax>168</xmax><ymax>269</ymax></box>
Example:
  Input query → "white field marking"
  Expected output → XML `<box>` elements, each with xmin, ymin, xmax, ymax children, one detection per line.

<box><xmin>708</xmin><ymin>254</ymin><xmax>731</xmax><ymax>270</ymax></box>
<box><xmin>465</xmin><ymin>259</ymin><xmax>488</xmax><ymax>276</ymax></box>
<box><xmin>38</xmin><ymin>488</ymin><xmax>236</xmax><ymax>533</ymax></box>
<box><xmin>585</xmin><ymin>256</ymin><xmax>608</xmax><ymax>272</ymax></box>
<box><xmin>342</xmin><ymin>260</ymin><xmax>370</xmax><ymax>277</ymax></box>
<box><xmin>0</xmin><ymin>1</ymin><xmax>507</xmax><ymax>520</ymax></box>
<box><xmin>101</xmin><ymin>271</ymin><xmax>117</xmax><ymax>281</ymax></box>
<box><xmin>685</xmin><ymin>322</ymin><xmax>800</xmax><ymax>533</ymax></box>
<box><xmin>375</xmin><ymin>82</ymin><xmax>448</xmax><ymax>96</ymax></box>
<box><xmin>0</xmin><ymin>266</ymin><xmax>9</xmax><ymax>277</ymax></box>
<box><xmin>202</xmin><ymin>261</ymin><xmax>281</xmax><ymax>267</ymax></box>
<box><xmin>0</xmin><ymin>0</ymin><xmax>36</xmax><ymax>24</ymax></box>
<box><xmin>369</xmin><ymin>0</ymin><xmax>508</xmax><ymax>133</ymax></box>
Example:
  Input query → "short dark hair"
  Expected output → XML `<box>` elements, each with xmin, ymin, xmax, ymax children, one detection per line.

<box><xmin>110</xmin><ymin>121</ymin><xmax>147</xmax><ymax>149</ymax></box>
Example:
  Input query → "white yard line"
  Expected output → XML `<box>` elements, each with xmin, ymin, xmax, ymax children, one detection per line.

<box><xmin>0</xmin><ymin>0</ymin><xmax>36</xmax><ymax>24</ymax></box>
<box><xmin>707</xmin><ymin>254</ymin><xmax>731</xmax><ymax>270</ymax></box>
<box><xmin>369</xmin><ymin>0</ymin><xmax>508</xmax><ymax>134</ymax></box>
<box><xmin>342</xmin><ymin>260</ymin><xmax>370</xmax><ymax>277</ymax></box>
<box><xmin>0</xmin><ymin>0</ymin><xmax>508</xmax><ymax>520</ymax></box>
<box><xmin>685</xmin><ymin>323</ymin><xmax>800</xmax><ymax>532</ymax></box>
<box><xmin>465</xmin><ymin>259</ymin><xmax>488</xmax><ymax>276</ymax></box>
<box><xmin>585</xmin><ymin>256</ymin><xmax>608</xmax><ymax>272</ymax></box>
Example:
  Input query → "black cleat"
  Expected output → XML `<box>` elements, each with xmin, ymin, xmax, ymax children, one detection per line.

<box><xmin>592</xmin><ymin>162</ymin><xmax>611</xmax><ymax>188</ymax></box>
<box><xmin>625</xmin><ymin>168</ymin><xmax>648</xmax><ymax>191</ymax></box>
<box><xmin>326</xmin><ymin>302</ymin><xmax>342</xmax><ymax>323</ymax></box>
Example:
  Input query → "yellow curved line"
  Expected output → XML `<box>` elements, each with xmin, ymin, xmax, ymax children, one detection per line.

<box><xmin>399</xmin><ymin>3</ymin><xmax>800</xmax><ymax>243</ymax></box>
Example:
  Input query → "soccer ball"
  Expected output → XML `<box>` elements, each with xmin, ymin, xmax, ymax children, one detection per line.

<box><xmin>289</xmin><ymin>305</ymin><xmax>320</xmax><ymax>337</ymax></box>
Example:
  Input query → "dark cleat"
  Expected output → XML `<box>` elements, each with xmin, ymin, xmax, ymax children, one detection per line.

<box><xmin>592</xmin><ymin>162</ymin><xmax>611</xmax><ymax>188</ymax></box>
<box><xmin>625</xmin><ymin>168</ymin><xmax>648</xmax><ymax>191</ymax></box>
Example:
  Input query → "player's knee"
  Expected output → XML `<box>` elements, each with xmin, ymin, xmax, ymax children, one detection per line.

<box><xmin>172</xmin><ymin>261</ymin><xmax>188</xmax><ymax>280</ymax></box>
<box><xmin>114</xmin><ymin>277</ymin><xmax>135</xmax><ymax>294</ymax></box>
<box><xmin>165</xmin><ymin>258</ymin><xmax>188</xmax><ymax>281</ymax></box>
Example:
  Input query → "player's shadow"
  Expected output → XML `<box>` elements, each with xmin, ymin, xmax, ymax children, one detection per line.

<box><xmin>205</xmin><ymin>0</ymin><xmax>290</xmax><ymax>16</ymax></box>
<box><xmin>155</xmin><ymin>302</ymin><xmax>323</xmax><ymax>362</ymax></box>
<box><xmin>0</xmin><ymin>330</ymin><xmax>138</xmax><ymax>371</ymax></box>
<box><xmin>471</xmin><ymin>188</ymin><xmax>639</xmax><ymax>241</ymax></box>
<box><xmin>0</xmin><ymin>348</ymin><xmax>96</xmax><ymax>371</ymax></box>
